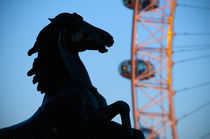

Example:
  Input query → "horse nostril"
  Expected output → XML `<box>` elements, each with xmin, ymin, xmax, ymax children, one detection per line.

<box><xmin>102</xmin><ymin>33</ymin><xmax>114</xmax><ymax>47</ymax></box>
<box><xmin>106</xmin><ymin>39</ymin><xmax>114</xmax><ymax>47</ymax></box>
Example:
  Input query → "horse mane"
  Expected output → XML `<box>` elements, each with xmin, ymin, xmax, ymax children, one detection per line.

<box><xmin>27</xmin><ymin>13</ymin><xmax>79</xmax><ymax>95</ymax></box>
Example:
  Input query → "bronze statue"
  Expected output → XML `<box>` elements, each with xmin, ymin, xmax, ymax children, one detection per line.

<box><xmin>0</xmin><ymin>13</ymin><xmax>145</xmax><ymax>139</ymax></box>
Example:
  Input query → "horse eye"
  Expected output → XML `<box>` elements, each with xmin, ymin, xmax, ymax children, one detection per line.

<box><xmin>83</xmin><ymin>32</ymin><xmax>90</xmax><ymax>39</ymax></box>
<box><xmin>71</xmin><ymin>32</ymin><xmax>83</xmax><ymax>42</ymax></box>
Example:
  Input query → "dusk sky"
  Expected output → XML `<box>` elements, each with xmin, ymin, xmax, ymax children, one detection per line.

<box><xmin>0</xmin><ymin>0</ymin><xmax>209</xmax><ymax>139</ymax></box>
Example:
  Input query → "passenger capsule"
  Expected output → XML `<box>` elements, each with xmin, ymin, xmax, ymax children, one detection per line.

<box><xmin>122</xmin><ymin>0</ymin><xmax>159</xmax><ymax>11</ymax></box>
<box><xmin>118</xmin><ymin>59</ymin><xmax>155</xmax><ymax>80</ymax></box>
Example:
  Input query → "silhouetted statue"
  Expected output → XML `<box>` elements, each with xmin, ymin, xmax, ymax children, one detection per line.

<box><xmin>0</xmin><ymin>13</ymin><xmax>145</xmax><ymax>139</ymax></box>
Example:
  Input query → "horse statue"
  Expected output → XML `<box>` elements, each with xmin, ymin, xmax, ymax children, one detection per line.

<box><xmin>0</xmin><ymin>13</ymin><xmax>145</xmax><ymax>139</ymax></box>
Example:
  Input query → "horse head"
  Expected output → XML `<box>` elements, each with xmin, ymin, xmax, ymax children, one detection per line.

<box><xmin>27</xmin><ymin>13</ymin><xmax>114</xmax><ymax>94</ymax></box>
<box><xmin>49</xmin><ymin>12</ymin><xmax>114</xmax><ymax>53</ymax></box>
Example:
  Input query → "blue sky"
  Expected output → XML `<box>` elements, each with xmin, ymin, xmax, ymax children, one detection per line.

<box><xmin>0</xmin><ymin>0</ymin><xmax>209</xmax><ymax>138</ymax></box>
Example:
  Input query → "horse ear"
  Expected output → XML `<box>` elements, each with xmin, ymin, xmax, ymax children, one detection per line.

<box><xmin>48</xmin><ymin>18</ymin><xmax>54</xmax><ymax>22</ymax></box>
<box><xmin>73</xmin><ymin>13</ymin><xmax>77</xmax><ymax>16</ymax></box>
<box><xmin>72</xmin><ymin>13</ymin><xmax>83</xmax><ymax>21</ymax></box>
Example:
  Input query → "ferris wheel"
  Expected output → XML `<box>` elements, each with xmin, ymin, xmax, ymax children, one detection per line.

<box><xmin>119</xmin><ymin>0</ymin><xmax>177</xmax><ymax>138</ymax></box>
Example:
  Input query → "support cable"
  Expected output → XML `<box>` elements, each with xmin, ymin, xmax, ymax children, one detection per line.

<box><xmin>173</xmin><ymin>44</ymin><xmax>210</xmax><ymax>49</ymax></box>
<box><xmin>177</xmin><ymin>4</ymin><xmax>210</xmax><ymax>11</ymax></box>
<box><xmin>174</xmin><ymin>55</ymin><xmax>210</xmax><ymax>64</ymax></box>
<box><xmin>178</xmin><ymin>101</ymin><xmax>210</xmax><ymax>121</ymax></box>
<box><xmin>173</xmin><ymin>47</ymin><xmax>210</xmax><ymax>53</ymax></box>
<box><xmin>199</xmin><ymin>132</ymin><xmax>210</xmax><ymax>139</ymax></box>
<box><xmin>175</xmin><ymin>32</ymin><xmax>210</xmax><ymax>36</ymax></box>
<box><xmin>176</xmin><ymin>81</ymin><xmax>210</xmax><ymax>93</ymax></box>
<box><xmin>146</xmin><ymin>44</ymin><xmax>210</xmax><ymax>49</ymax></box>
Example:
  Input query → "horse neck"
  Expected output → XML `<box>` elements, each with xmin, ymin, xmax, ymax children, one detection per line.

<box><xmin>55</xmin><ymin>48</ymin><xmax>93</xmax><ymax>91</ymax></box>
<box><xmin>39</xmin><ymin>51</ymin><xmax>93</xmax><ymax>98</ymax></box>
<box><xmin>41</xmin><ymin>52</ymin><xmax>95</xmax><ymax>105</ymax></box>
<box><xmin>70</xmin><ymin>52</ymin><xmax>93</xmax><ymax>87</ymax></box>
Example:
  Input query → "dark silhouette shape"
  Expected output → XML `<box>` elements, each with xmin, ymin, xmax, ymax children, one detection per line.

<box><xmin>0</xmin><ymin>13</ymin><xmax>145</xmax><ymax>139</ymax></box>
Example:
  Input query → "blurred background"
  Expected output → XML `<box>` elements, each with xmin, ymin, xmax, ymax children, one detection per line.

<box><xmin>0</xmin><ymin>0</ymin><xmax>209</xmax><ymax>138</ymax></box>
